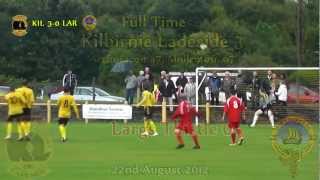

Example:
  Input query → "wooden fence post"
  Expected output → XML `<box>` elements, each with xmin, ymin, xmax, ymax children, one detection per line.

<box><xmin>47</xmin><ymin>100</ymin><xmax>51</xmax><ymax>123</ymax></box>
<box><xmin>85</xmin><ymin>101</ymin><xmax>89</xmax><ymax>124</ymax></box>
<box><xmin>124</xmin><ymin>101</ymin><xmax>128</xmax><ymax>124</ymax></box>
<box><xmin>206</xmin><ymin>102</ymin><xmax>210</xmax><ymax>124</ymax></box>
<box><xmin>161</xmin><ymin>99</ymin><xmax>167</xmax><ymax>124</ymax></box>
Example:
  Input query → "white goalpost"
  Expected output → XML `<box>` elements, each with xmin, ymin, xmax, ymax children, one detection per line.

<box><xmin>195</xmin><ymin>67</ymin><xmax>320</xmax><ymax>126</ymax></box>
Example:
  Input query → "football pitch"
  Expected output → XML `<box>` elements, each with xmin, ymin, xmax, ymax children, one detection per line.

<box><xmin>0</xmin><ymin>121</ymin><xmax>317</xmax><ymax>180</ymax></box>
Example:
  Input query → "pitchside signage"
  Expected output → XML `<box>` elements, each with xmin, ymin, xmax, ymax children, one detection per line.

<box><xmin>82</xmin><ymin>104</ymin><xmax>132</xmax><ymax>119</ymax></box>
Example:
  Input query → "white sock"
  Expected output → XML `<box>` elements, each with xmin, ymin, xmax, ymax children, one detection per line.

<box><xmin>251</xmin><ymin>110</ymin><xmax>262</xmax><ymax>126</ymax></box>
<box><xmin>268</xmin><ymin>110</ymin><xmax>275</xmax><ymax>127</ymax></box>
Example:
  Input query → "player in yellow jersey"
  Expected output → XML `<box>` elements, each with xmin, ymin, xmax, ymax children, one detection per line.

<box><xmin>137</xmin><ymin>87</ymin><xmax>158</xmax><ymax>137</ymax></box>
<box><xmin>57</xmin><ymin>87</ymin><xmax>80</xmax><ymax>142</ymax></box>
<box><xmin>4</xmin><ymin>87</ymin><xmax>26</xmax><ymax>140</ymax></box>
<box><xmin>16</xmin><ymin>80</ymin><xmax>35</xmax><ymax>140</ymax></box>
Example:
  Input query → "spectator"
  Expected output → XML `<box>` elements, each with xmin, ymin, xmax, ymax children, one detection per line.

<box><xmin>221</xmin><ymin>71</ymin><xmax>234</xmax><ymax>99</ymax></box>
<box><xmin>279</xmin><ymin>73</ymin><xmax>288</xmax><ymax>85</ymax></box>
<box><xmin>157</xmin><ymin>70</ymin><xmax>167</xmax><ymax>102</ymax></box>
<box><xmin>208</xmin><ymin>72</ymin><xmax>221</xmax><ymax>105</ymax></box>
<box><xmin>204</xmin><ymin>79</ymin><xmax>211</xmax><ymax>103</ymax></box>
<box><xmin>252</xmin><ymin>71</ymin><xmax>260</xmax><ymax>89</ymax></box>
<box><xmin>184</xmin><ymin>77</ymin><xmax>196</xmax><ymax>105</ymax></box>
<box><xmin>262</xmin><ymin>70</ymin><xmax>272</xmax><ymax>93</ymax></box>
<box><xmin>235</xmin><ymin>70</ymin><xmax>248</xmax><ymax>106</ymax></box>
<box><xmin>276</xmin><ymin>80</ymin><xmax>288</xmax><ymax>102</ymax></box>
<box><xmin>160</xmin><ymin>70</ymin><xmax>167</xmax><ymax>80</ymax></box>
<box><xmin>269</xmin><ymin>73</ymin><xmax>279</xmax><ymax>103</ymax></box>
<box><xmin>144</xmin><ymin>66</ymin><xmax>154</xmax><ymax>81</ymax></box>
<box><xmin>136</xmin><ymin>70</ymin><xmax>145</xmax><ymax>101</ymax></box>
<box><xmin>264</xmin><ymin>70</ymin><xmax>273</xmax><ymax>93</ymax></box>
<box><xmin>62</xmin><ymin>70</ymin><xmax>77</xmax><ymax>95</ymax></box>
<box><xmin>124</xmin><ymin>71</ymin><xmax>137</xmax><ymax>105</ymax></box>
<box><xmin>176</xmin><ymin>72</ymin><xmax>188</xmax><ymax>93</ymax></box>
<box><xmin>267</xmin><ymin>70</ymin><xmax>273</xmax><ymax>81</ymax></box>
<box><xmin>275</xmin><ymin>80</ymin><xmax>288</xmax><ymax>118</ymax></box>
<box><xmin>251</xmin><ymin>71</ymin><xmax>263</xmax><ymax>109</ymax></box>
<box><xmin>159</xmin><ymin>74</ymin><xmax>176</xmax><ymax>112</ymax></box>
<box><xmin>141</xmin><ymin>74</ymin><xmax>154</xmax><ymax>92</ymax></box>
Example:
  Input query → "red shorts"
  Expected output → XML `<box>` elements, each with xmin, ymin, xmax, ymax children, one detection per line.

<box><xmin>176</xmin><ymin>123</ymin><xmax>194</xmax><ymax>134</ymax></box>
<box><xmin>228</xmin><ymin>121</ymin><xmax>240</xmax><ymax>129</ymax></box>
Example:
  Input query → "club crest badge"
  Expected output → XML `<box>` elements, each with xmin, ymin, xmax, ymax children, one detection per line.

<box><xmin>12</xmin><ymin>15</ymin><xmax>28</xmax><ymax>37</ymax></box>
<box><xmin>82</xmin><ymin>15</ymin><xmax>97</xmax><ymax>32</ymax></box>
<box><xmin>6</xmin><ymin>124</ymin><xmax>53</xmax><ymax>179</ymax></box>
<box><xmin>271</xmin><ymin>116</ymin><xmax>316</xmax><ymax>178</ymax></box>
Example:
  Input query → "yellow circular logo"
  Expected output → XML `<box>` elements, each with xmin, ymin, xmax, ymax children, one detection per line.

<box><xmin>271</xmin><ymin>116</ymin><xmax>316</xmax><ymax>177</ymax></box>
<box><xmin>82</xmin><ymin>15</ymin><xmax>97</xmax><ymax>31</ymax></box>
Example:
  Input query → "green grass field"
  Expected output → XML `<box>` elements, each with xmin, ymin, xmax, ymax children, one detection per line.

<box><xmin>0</xmin><ymin>121</ymin><xmax>318</xmax><ymax>180</ymax></box>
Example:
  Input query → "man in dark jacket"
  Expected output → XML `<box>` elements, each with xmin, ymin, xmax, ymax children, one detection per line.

<box><xmin>159</xmin><ymin>74</ymin><xmax>176</xmax><ymax>112</ymax></box>
<box><xmin>144</xmin><ymin>67</ymin><xmax>154</xmax><ymax>82</ymax></box>
<box><xmin>235</xmin><ymin>70</ymin><xmax>248</xmax><ymax>106</ymax></box>
<box><xmin>250</xmin><ymin>71</ymin><xmax>262</xmax><ymax>109</ymax></box>
<box><xmin>141</xmin><ymin>74</ymin><xmax>154</xmax><ymax>92</ymax></box>
<box><xmin>221</xmin><ymin>71</ymin><xmax>234</xmax><ymax>99</ymax></box>
<box><xmin>208</xmin><ymin>72</ymin><xmax>221</xmax><ymax>105</ymax></box>
<box><xmin>176</xmin><ymin>72</ymin><xmax>188</xmax><ymax>92</ymax></box>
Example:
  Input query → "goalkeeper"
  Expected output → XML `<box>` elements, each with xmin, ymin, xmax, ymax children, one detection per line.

<box><xmin>137</xmin><ymin>86</ymin><xmax>158</xmax><ymax>137</ymax></box>
<box><xmin>250</xmin><ymin>88</ymin><xmax>275</xmax><ymax>128</ymax></box>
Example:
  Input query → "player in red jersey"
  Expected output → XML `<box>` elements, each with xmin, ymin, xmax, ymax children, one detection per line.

<box><xmin>171</xmin><ymin>94</ymin><xmax>200</xmax><ymax>149</ymax></box>
<box><xmin>222</xmin><ymin>88</ymin><xmax>246</xmax><ymax>146</ymax></box>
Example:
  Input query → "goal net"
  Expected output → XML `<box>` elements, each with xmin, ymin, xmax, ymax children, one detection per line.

<box><xmin>195</xmin><ymin>67</ymin><xmax>319</xmax><ymax>126</ymax></box>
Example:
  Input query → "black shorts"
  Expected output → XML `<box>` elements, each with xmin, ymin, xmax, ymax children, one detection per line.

<box><xmin>7</xmin><ymin>114</ymin><xmax>23</xmax><ymax>122</ymax></box>
<box><xmin>260</xmin><ymin>103</ymin><xmax>272</xmax><ymax>112</ymax></box>
<box><xmin>260</xmin><ymin>107</ymin><xmax>271</xmax><ymax>113</ymax></box>
<box><xmin>58</xmin><ymin>118</ymin><xmax>69</xmax><ymax>126</ymax></box>
<box><xmin>278</xmin><ymin>101</ymin><xmax>287</xmax><ymax>106</ymax></box>
<box><xmin>22</xmin><ymin>108</ymin><xmax>31</xmax><ymax>121</ymax></box>
<box><xmin>144</xmin><ymin>107</ymin><xmax>153</xmax><ymax>119</ymax></box>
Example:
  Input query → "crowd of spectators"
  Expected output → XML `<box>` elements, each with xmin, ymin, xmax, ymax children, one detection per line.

<box><xmin>124</xmin><ymin>68</ymin><xmax>288</xmax><ymax>118</ymax></box>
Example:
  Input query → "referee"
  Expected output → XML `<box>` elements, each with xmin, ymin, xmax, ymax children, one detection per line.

<box><xmin>62</xmin><ymin>70</ymin><xmax>78</xmax><ymax>95</ymax></box>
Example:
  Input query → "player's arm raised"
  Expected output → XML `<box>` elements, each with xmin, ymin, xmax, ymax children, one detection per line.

<box><xmin>136</xmin><ymin>94</ymin><xmax>146</xmax><ymax>107</ymax></box>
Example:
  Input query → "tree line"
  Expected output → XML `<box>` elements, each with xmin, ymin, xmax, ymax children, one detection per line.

<box><xmin>0</xmin><ymin>0</ymin><xmax>318</xmax><ymax>92</ymax></box>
